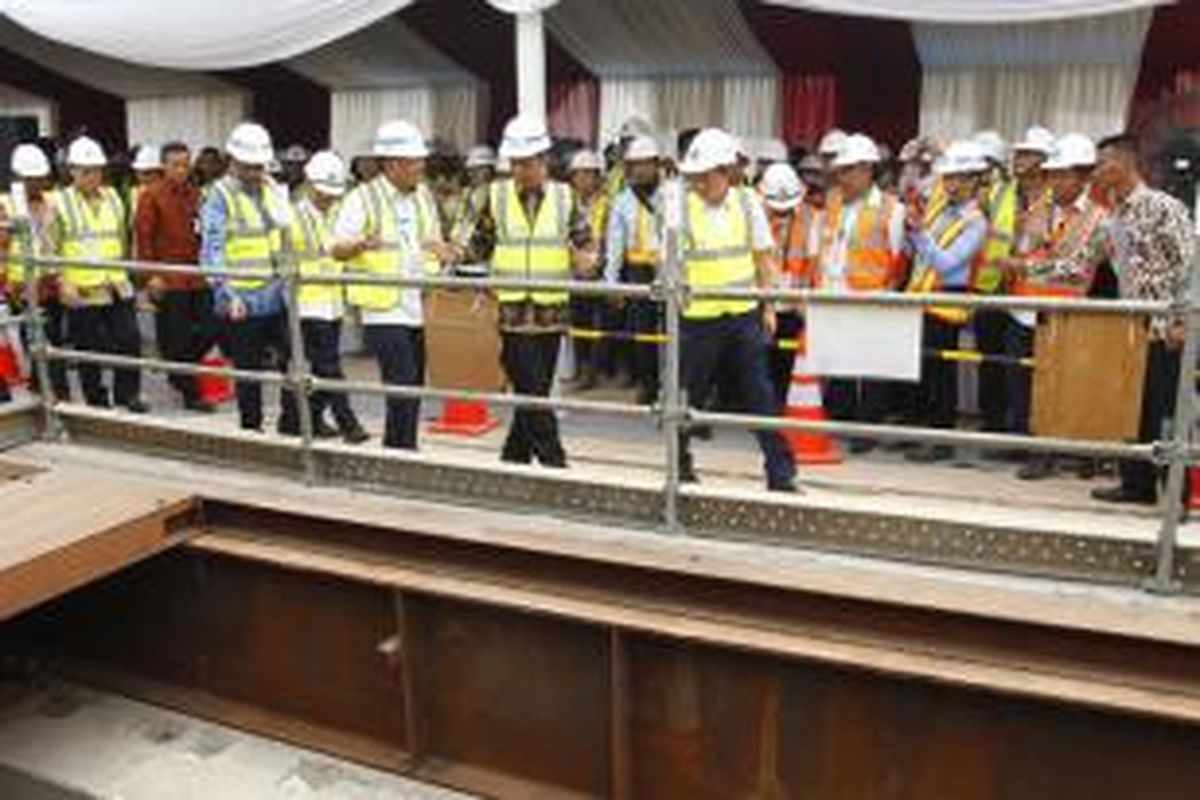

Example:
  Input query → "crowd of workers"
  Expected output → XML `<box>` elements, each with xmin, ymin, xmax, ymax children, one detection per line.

<box><xmin>0</xmin><ymin>112</ymin><xmax>1194</xmax><ymax>503</ymax></box>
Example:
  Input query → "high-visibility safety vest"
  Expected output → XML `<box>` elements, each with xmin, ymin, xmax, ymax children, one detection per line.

<box><xmin>769</xmin><ymin>203</ymin><xmax>819</xmax><ymax>290</ymax></box>
<box><xmin>907</xmin><ymin>200</ymin><xmax>985</xmax><ymax>325</ymax></box>
<box><xmin>969</xmin><ymin>179</ymin><xmax>1017</xmax><ymax>294</ymax></box>
<box><xmin>681</xmin><ymin>186</ymin><xmax>759</xmax><ymax>320</ymax></box>
<box><xmin>817</xmin><ymin>188</ymin><xmax>901</xmax><ymax>292</ymax></box>
<box><xmin>490</xmin><ymin>179</ymin><xmax>572</xmax><ymax>306</ymax></box>
<box><xmin>450</xmin><ymin>183</ymin><xmax>489</xmax><ymax>249</ymax></box>
<box><xmin>345</xmin><ymin>177</ymin><xmax>441</xmax><ymax>312</ymax></box>
<box><xmin>623</xmin><ymin>190</ymin><xmax>661</xmax><ymax>268</ymax></box>
<box><xmin>211</xmin><ymin>177</ymin><xmax>284</xmax><ymax>292</ymax></box>
<box><xmin>1012</xmin><ymin>197</ymin><xmax>1108</xmax><ymax>298</ymax></box>
<box><xmin>0</xmin><ymin>194</ymin><xmax>24</xmax><ymax>287</ymax></box>
<box><xmin>291</xmin><ymin>198</ymin><xmax>344</xmax><ymax>316</ymax></box>
<box><xmin>58</xmin><ymin>185</ymin><xmax>128</xmax><ymax>294</ymax></box>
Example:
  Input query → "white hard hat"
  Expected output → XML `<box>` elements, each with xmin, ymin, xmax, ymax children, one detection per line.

<box><xmin>972</xmin><ymin>130</ymin><xmax>1008</xmax><ymax>164</ymax></box>
<box><xmin>757</xmin><ymin>138</ymin><xmax>789</xmax><ymax>165</ymax></box>
<box><xmin>373</xmin><ymin>119</ymin><xmax>429</xmax><ymax>159</ymax></box>
<box><xmin>679</xmin><ymin>128</ymin><xmax>739</xmax><ymax>176</ymax></box>
<box><xmin>624</xmin><ymin>135</ymin><xmax>660</xmax><ymax>162</ymax></box>
<box><xmin>1013</xmin><ymin>125</ymin><xmax>1056</xmax><ymax>156</ymax></box>
<box><xmin>817</xmin><ymin>129</ymin><xmax>848</xmax><ymax>158</ymax></box>
<box><xmin>760</xmin><ymin>163</ymin><xmax>804</xmax><ymax>212</ymax></box>
<box><xmin>830</xmin><ymin>133</ymin><xmax>880</xmax><ymax>169</ymax></box>
<box><xmin>499</xmin><ymin>114</ymin><xmax>551</xmax><ymax>160</ymax></box>
<box><xmin>10</xmin><ymin>143</ymin><xmax>50</xmax><ymax>178</ymax></box>
<box><xmin>132</xmin><ymin>144</ymin><xmax>161</xmax><ymax>172</ymax></box>
<box><xmin>618</xmin><ymin>115</ymin><xmax>654</xmax><ymax>139</ymax></box>
<box><xmin>465</xmin><ymin>145</ymin><xmax>496</xmax><ymax>169</ymax></box>
<box><xmin>934</xmin><ymin>140</ymin><xmax>989</xmax><ymax>176</ymax></box>
<box><xmin>496</xmin><ymin>156</ymin><xmax>512</xmax><ymax>175</ymax></box>
<box><xmin>225</xmin><ymin>122</ymin><xmax>273</xmax><ymax>166</ymax></box>
<box><xmin>1044</xmin><ymin>133</ymin><xmax>1097</xmax><ymax>171</ymax></box>
<box><xmin>66</xmin><ymin>136</ymin><xmax>107</xmax><ymax>168</ymax></box>
<box><xmin>304</xmin><ymin>150</ymin><xmax>348</xmax><ymax>197</ymax></box>
<box><xmin>282</xmin><ymin>144</ymin><xmax>309</xmax><ymax>163</ymax></box>
<box><xmin>568</xmin><ymin>149</ymin><xmax>603</xmax><ymax>173</ymax></box>
<box><xmin>733</xmin><ymin>136</ymin><xmax>750</xmax><ymax>161</ymax></box>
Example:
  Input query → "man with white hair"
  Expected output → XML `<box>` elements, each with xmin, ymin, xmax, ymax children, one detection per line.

<box><xmin>52</xmin><ymin>135</ymin><xmax>147</xmax><ymax>413</ymax></box>
<box><xmin>332</xmin><ymin>119</ymin><xmax>450</xmax><ymax>451</ymax></box>
<box><xmin>200</xmin><ymin>122</ymin><xmax>298</xmax><ymax>434</ymax></box>
<box><xmin>674</xmin><ymin>127</ymin><xmax>797</xmax><ymax>492</ymax></box>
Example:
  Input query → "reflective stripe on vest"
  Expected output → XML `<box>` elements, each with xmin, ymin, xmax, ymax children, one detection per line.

<box><xmin>682</xmin><ymin>187</ymin><xmax>757</xmax><ymax>320</ymax></box>
<box><xmin>214</xmin><ymin>179</ymin><xmax>279</xmax><ymax>291</ymax></box>
<box><xmin>971</xmin><ymin>180</ymin><xmax>1016</xmax><ymax>294</ymax></box>
<box><xmin>818</xmin><ymin>189</ymin><xmax>898</xmax><ymax>292</ymax></box>
<box><xmin>59</xmin><ymin>185</ymin><xmax>127</xmax><ymax>291</ymax></box>
<box><xmin>292</xmin><ymin>199</ymin><xmax>345</xmax><ymax>315</ymax></box>
<box><xmin>907</xmin><ymin>203</ymin><xmax>978</xmax><ymax>324</ymax></box>
<box><xmin>1013</xmin><ymin>201</ymin><xmax>1106</xmax><ymax>298</ymax></box>
<box><xmin>346</xmin><ymin>177</ymin><xmax>440</xmax><ymax>312</ymax></box>
<box><xmin>491</xmin><ymin>179</ymin><xmax>571</xmax><ymax>306</ymax></box>
<box><xmin>771</xmin><ymin>204</ymin><xmax>815</xmax><ymax>290</ymax></box>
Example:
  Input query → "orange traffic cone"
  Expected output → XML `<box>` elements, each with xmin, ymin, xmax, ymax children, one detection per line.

<box><xmin>429</xmin><ymin>399</ymin><xmax>500</xmax><ymax>437</ymax></box>
<box><xmin>782</xmin><ymin>334</ymin><xmax>841</xmax><ymax>465</ymax></box>
<box><xmin>196</xmin><ymin>355</ymin><xmax>234</xmax><ymax>405</ymax></box>
<box><xmin>0</xmin><ymin>337</ymin><xmax>24</xmax><ymax>387</ymax></box>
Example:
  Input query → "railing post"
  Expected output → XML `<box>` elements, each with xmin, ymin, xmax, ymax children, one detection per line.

<box><xmin>1147</xmin><ymin>249</ymin><xmax>1200</xmax><ymax>593</ymax></box>
<box><xmin>18</xmin><ymin>223</ymin><xmax>59</xmax><ymax>440</ymax></box>
<box><xmin>279</xmin><ymin>224</ymin><xmax>316</xmax><ymax>485</ymax></box>
<box><xmin>660</xmin><ymin>196</ymin><xmax>684</xmax><ymax>534</ymax></box>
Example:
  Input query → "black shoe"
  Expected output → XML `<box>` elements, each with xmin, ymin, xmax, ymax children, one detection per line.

<box><xmin>122</xmin><ymin>400</ymin><xmax>149</xmax><ymax>414</ymax></box>
<box><xmin>882</xmin><ymin>439</ymin><xmax>917</xmax><ymax>452</ymax></box>
<box><xmin>691</xmin><ymin>425</ymin><xmax>714</xmax><ymax>441</ymax></box>
<box><xmin>0</xmin><ymin>385</ymin><xmax>11</xmax><ymax>404</ymax></box>
<box><xmin>241</xmin><ymin>422</ymin><xmax>263</xmax><ymax>434</ymax></box>
<box><xmin>183</xmin><ymin>397</ymin><xmax>218</xmax><ymax>413</ymax></box>
<box><xmin>768</xmin><ymin>480</ymin><xmax>800</xmax><ymax>494</ymax></box>
<box><xmin>848</xmin><ymin>438</ymin><xmax>876</xmax><ymax>455</ymax></box>
<box><xmin>905</xmin><ymin>445</ymin><xmax>954</xmax><ymax>464</ymax></box>
<box><xmin>86</xmin><ymin>397</ymin><xmax>112</xmax><ymax>409</ymax></box>
<box><xmin>679</xmin><ymin>466</ymin><xmax>699</xmax><ymax>484</ymax></box>
<box><xmin>276</xmin><ymin>421</ymin><xmax>301</xmax><ymax>437</ymax></box>
<box><xmin>1017</xmin><ymin>457</ymin><xmax>1055</xmax><ymax>481</ymax></box>
<box><xmin>312</xmin><ymin>419</ymin><xmax>339</xmax><ymax>439</ymax></box>
<box><xmin>342</xmin><ymin>427</ymin><xmax>370</xmax><ymax>445</ymax></box>
<box><xmin>1091</xmin><ymin>485</ymin><xmax>1155</xmax><ymax>505</ymax></box>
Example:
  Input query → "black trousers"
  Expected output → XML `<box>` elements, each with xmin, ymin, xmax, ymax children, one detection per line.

<box><xmin>1004</xmin><ymin>320</ymin><xmax>1035</xmax><ymax>435</ymax></box>
<box><xmin>501</xmin><ymin>331</ymin><xmax>566</xmax><ymax>467</ymax></box>
<box><xmin>67</xmin><ymin>299</ymin><xmax>142</xmax><ymax>407</ymax></box>
<box><xmin>19</xmin><ymin>297</ymin><xmax>71</xmax><ymax>401</ymax></box>
<box><xmin>626</xmin><ymin>264</ymin><xmax>660</xmax><ymax>399</ymax></box>
<box><xmin>225</xmin><ymin>311</ymin><xmax>298</xmax><ymax>432</ymax></box>
<box><xmin>768</xmin><ymin>311</ymin><xmax>803</xmax><ymax>411</ymax></box>
<box><xmin>825</xmin><ymin>378</ymin><xmax>889</xmax><ymax>425</ymax></box>
<box><xmin>918</xmin><ymin>315</ymin><xmax>963</xmax><ymax>429</ymax></box>
<box><xmin>1120</xmin><ymin>341</ymin><xmax>1182</xmax><ymax>501</ymax></box>
<box><xmin>680</xmin><ymin>311</ymin><xmax>794</xmax><ymax>488</ymax></box>
<box><xmin>154</xmin><ymin>288</ymin><xmax>217</xmax><ymax>403</ymax></box>
<box><xmin>301</xmin><ymin>318</ymin><xmax>361</xmax><ymax>434</ymax></box>
<box><xmin>364</xmin><ymin>324</ymin><xmax>424</xmax><ymax>449</ymax></box>
<box><xmin>569</xmin><ymin>295</ymin><xmax>606</xmax><ymax>376</ymax></box>
<box><xmin>973</xmin><ymin>309</ymin><xmax>1010</xmax><ymax>432</ymax></box>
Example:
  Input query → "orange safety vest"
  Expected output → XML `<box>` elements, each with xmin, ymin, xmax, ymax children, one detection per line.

<box><xmin>769</xmin><ymin>202</ymin><xmax>819</xmax><ymax>289</ymax></box>
<box><xmin>817</xmin><ymin>189</ymin><xmax>902</xmax><ymax>291</ymax></box>
<box><xmin>1012</xmin><ymin>198</ymin><xmax>1107</xmax><ymax>298</ymax></box>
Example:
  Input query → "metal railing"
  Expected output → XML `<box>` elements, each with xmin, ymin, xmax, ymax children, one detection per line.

<box><xmin>8</xmin><ymin>217</ymin><xmax>1197</xmax><ymax>593</ymax></box>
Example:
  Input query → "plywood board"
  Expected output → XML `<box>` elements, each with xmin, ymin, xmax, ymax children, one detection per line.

<box><xmin>424</xmin><ymin>290</ymin><xmax>505</xmax><ymax>391</ymax></box>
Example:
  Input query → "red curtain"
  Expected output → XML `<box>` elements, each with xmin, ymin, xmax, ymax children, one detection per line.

<box><xmin>781</xmin><ymin>73</ymin><xmax>837</xmax><ymax>149</ymax></box>
<box><xmin>548</xmin><ymin>77</ymin><xmax>599</xmax><ymax>146</ymax></box>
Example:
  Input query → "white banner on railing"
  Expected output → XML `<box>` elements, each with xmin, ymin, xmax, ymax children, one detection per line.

<box><xmin>805</xmin><ymin>304</ymin><xmax>923</xmax><ymax>381</ymax></box>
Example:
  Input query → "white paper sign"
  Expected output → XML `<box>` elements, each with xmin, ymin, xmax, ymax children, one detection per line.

<box><xmin>805</xmin><ymin>304</ymin><xmax>923</xmax><ymax>381</ymax></box>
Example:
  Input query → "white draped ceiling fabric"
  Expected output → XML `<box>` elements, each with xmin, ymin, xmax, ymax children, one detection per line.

<box><xmin>761</xmin><ymin>0</ymin><xmax>1167</xmax><ymax>23</ymax></box>
<box><xmin>547</xmin><ymin>0</ymin><xmax>779</xmax><ymax>144</ymax></box>
<box><xmin>0</xmin><ymin>17</ymin><xmax>247</xmax><ymax>148</ymax></box>
<box><xmin>915</xmin><ymin>9</ymin><xmax>1154</xmax><ymax>140</ymax></box>
<box><xmin>287</xmin><ymin>16</ymin><xmax>484</xmax><ymax>155</ymax></box>
<box><xmin>0</xmin><ymin>84</ymin><xmax>53</xmax><ymax>137</ymax></box>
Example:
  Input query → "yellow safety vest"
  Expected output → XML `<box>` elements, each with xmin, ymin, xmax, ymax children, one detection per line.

<box><xmin>291</xmin><ymin>198</ymin><xmax>344</xmax><ymax>316</ymax></box>
<box><xmin>907</xmin><ymin>200</ymin><xmax>983</xmax><ymax>325</ymax></box>
<box><xmin>450</xmin><ymin>183</ymin><xmax>489</xmax><ymax>249</ymax></box>
<box><xmin>490</xmin><ymin>179</ymin><xmax>572</xmax><ymax>306</ymax></box>
<box><xmin>0</xmin><ymin>194</ymin><xmax>23</xmax><ymax>287</ymax></box>
<box><xmin>58</xmin><ymin>185</ymin><xmax>128</xmax><ymax>295</ymax></box>
<box><xmin>682</xmin><ymin>187</ymin><xmax>758</xmax><ymax>320</ymax></box>
<box><xmin>972</xmin><ymin>179</ymin><xmax>1016</xmax><ymax>294</ymax></box>
<box><xmin>212</xmin><ymin>178</ymin><xmax>282</xmax><ymax>292</ymax></box>
<box><xmin>624</xmin><ymin>190</ymin><xmax>659</xmax><ymax>268</ymax></box>
<box><xmin>345</xmin><ymin>177</ymin><xmax>440</xmax><ymax>312</ymax></box>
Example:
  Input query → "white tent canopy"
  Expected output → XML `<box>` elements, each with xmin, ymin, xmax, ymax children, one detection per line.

<box><xmin>287</xmin><ymin>16</ymin><xmax>483</xmax><ymax>154</ymax></box>
<box><xmin>762</xmin><ymin>0</ymin><xmax>1168</xmax><ymax>23</ymax></box>
<box><xmin>548</xmin><ymin>0</ymin><xmax>779</xmax><ymax>142</ymax></box>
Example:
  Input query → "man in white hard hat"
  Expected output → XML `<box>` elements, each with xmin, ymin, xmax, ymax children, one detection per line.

<box><xmin>674</xmin><ymin>127</ymin><xmax>797</xmax><ymax>492</ymax></box>
<box><xmin>759</xmin><ymin>161</ymin><xmax>813</xmax><ymax>406</ymax></box>
<box><xmin>605</xmin><ymin>134</ymin><xmax>664</xmax><ymax>403</ymax></box>
<box><xmin>135</xmin><ymin>141</ymin><xmax>216</xmax><ymax>412</ymax></box>
<box><xmin>450</xmin><ymin>145</ymin><xmax>497</xmax><ymax>254</ymax></box>
<box><xmin>997</xmin><ymin>133</ymin><xmax>1112</xmax><ymax>481</ymax></box>
<box><xmin>817</xmin><ymin>129</ymin><xmax>848</xmax><ymax>172</ymax></box>
<box><xmin>903</xmin><ymin>140</ymin><xmax>991</xmax><ymax>463</ymax></box>
<box><xmin>471</xmin><ymin>114</ymin><xmax>595</xmax><ymax>467</ymax></box>
<box><xmin>129</xmin><ymin>144</ymin><xmax>162</xmax><ymax>222</ymax></box>
<box><xmin>566</xmin><ymin>149</ymin><xmax>607</xmax><ymax>391</ymax></box>
<box><xmin>291</xmin><ymin>150</ymin><xmax>367</xmax><ymax>445</ymax></box>
<box><xmin>0</xmin><ymin>143</ymin><xmax>69</xmax><ymax>403</ymax></box>
<box><xmin>331</xmin><ymin>119</ymin><xmax>450</xmax><ymax>451</ymax></box>
<box><xmin>50</xmin><ymin>136</ymin><xmax>147</xmax><ymax>412</ymax></box>
<box><xmin>280</xmin><ymin>144</ymin><xmax>310</xmax><ymax>193</ymax></box>
<box><xmin>817</xmin><ymin>134</ymin><xmax>906</xmax><ymax>452</ymax></box>
<box><xmin>200</xmin><ymin>122</ymin><xmax>299</xmax><ymax>434</ymax></box>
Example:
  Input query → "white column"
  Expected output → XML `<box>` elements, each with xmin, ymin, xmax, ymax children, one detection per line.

<box><xmin>514</xmin><ymin>10</ymin><xmax>546</xmax><ymax>121</ymax></box>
